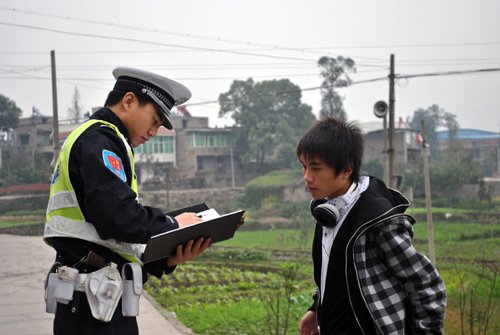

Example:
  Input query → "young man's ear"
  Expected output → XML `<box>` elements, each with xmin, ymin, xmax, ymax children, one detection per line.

<box><xmin>342</xmin><ymin>166</ymin><xmax>353</xmax><ymax>180</ymax></box>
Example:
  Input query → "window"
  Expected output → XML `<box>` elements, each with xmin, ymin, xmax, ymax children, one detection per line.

<box><xmin>188</xmin><ymin>132</ymin><xmax>232</xmax><ymax>148</ymax></box>
<box><xmin>19</xmin><ymin>134</ymin><xmax>30</xmax><ymax>146</ymax></box>
<box><xmin>135</xmin><ymin>136</ymin><xmax>174</xmax><ymax>154</ymax></box>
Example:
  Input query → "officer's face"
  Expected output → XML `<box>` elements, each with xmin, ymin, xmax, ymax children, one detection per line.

<box><xmin>299</xmin><ymin>154</ymin><xmax>352</xmax><ymax>199</ymax></box>
<box><xmin>126</xmin><ymin>101</ymin><xmax>163</xmax><ymax>147</ymax></box>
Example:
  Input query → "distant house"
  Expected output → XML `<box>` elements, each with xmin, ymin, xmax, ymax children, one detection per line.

<box><xmin>436</xmin><ymin>128</ymin><xmax>500</xmax><ymax>176</ymax></box>
<box><xmin>362</xmin><ymin>123</ymin><xmax>422</xmax><ymax>178</ymax></box>
<box><xmin>135</xmin><ymin>114</ymin><xmax>238</xmax><ymax>188</ymax></box>
<box><xmin>3</xmin><ymin>110</ymin><xmax>240</xmax><ymax>189</ymax></box>
<box><xmin>8</xmin><ymin>114</ymin><xmax>54</xmax><ymax>168</ymax></box>
<box><xmin>436</xmin><ymin>128</ymin><xmax>499</xmax><ymax>151</ymax></box>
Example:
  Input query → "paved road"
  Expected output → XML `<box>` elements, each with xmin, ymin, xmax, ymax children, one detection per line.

<box><xmin>0</xmin><ymin>234</ymin><xmax>193</xmax><ymax>335</ymax></box>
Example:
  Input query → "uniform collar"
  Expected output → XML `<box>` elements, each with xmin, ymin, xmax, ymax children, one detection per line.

<box><xmin>90</xmin><ymin>107</ymin><xmax>131</xmax><ymax>146</ymax></box>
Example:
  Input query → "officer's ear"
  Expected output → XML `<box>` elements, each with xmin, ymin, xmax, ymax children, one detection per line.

<box><xmin>122</xmin><ymin>92</ymin><xmax>136</xmax><ymax>111</ymax></box>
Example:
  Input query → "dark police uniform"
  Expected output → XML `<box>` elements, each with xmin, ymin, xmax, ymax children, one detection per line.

<box><xmin>51</xmin><ymin>108</ymin><xmax>177</xmax><ymax>335</ymax></box>
<box><xmin>44</xmin><ymin>67</ymin><xmax>193</xmax><ymax>335</ymax></box>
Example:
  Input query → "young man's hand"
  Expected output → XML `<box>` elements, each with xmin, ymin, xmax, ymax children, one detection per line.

<box><xmin>167</xmin><ymin>237</ymin><xmax>211</xmax><ymax>267</ymax></box>
<box><xmin>298</xmin><ymin>310</ymin><xmax>319</xmax><ymax>335</ymax></box>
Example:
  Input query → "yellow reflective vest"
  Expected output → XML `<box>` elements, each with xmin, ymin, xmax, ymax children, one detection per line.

<box><xmin>44</xmin><ymin>119</ymin><xmax>145</xmax><ymax>264</ymax></box>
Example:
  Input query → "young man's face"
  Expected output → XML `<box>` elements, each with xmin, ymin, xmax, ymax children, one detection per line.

<box><xmin>299</xmin><ymin>154</ymin><xmax>352</xmax><ymax>199</ymax></box>
<box><xmin>123</xmin><ymin>98</ymin><xmax>164</xmax><ymax>148</ymax></box>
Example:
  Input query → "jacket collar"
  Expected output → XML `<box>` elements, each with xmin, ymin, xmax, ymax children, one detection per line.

<box><xmin>89</xmin><ymin>107</ymin><xmax>131</xmax><ymax>146</ymax></box>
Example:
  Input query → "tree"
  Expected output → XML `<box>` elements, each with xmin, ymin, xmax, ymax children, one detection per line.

<box><xmin>363</xmin><ymin>159</ymin><xmax>384</xmax><ymax>180</ymax></box>
<box><xmin>408</xmin><ymin>104</ymin><xmax>459</xmax><ymax>153</ymax></box>
<box><xmin>0</xmin><ymin>152</ymin><xmax>50</xmax><ymax>185</ymax></box>
<box><xmin>67</xmin><ymin>86</ymin><xmax>84</xmax><ymax>124</ymax></box>
<box><xmin>0</xmin><ymin>93</ymin><xmax>22</xmax><ymax>131</ymax></box>
<box><xmin>317</xmin><ymin>56</ymin><xmax>355</xmax><ymax>120</ymax></box>
<box><xmin>219</xmin><ymin>78</ymin><xmax>315</xmax><ymax>170</ymax></box>
<box><xmin>430</xmin><ymin>149</ymin><xmax>482</xmax><ymax>198</ymax></box>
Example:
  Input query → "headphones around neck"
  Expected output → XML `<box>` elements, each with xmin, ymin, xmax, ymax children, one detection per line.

<box><xmin>309</xmin><ymin>182</ymin><xmax>357</xmax><ymax>228</ymax></box>
<box><xmin>310</xmin><ymin>198</ymin><xmax>344</xmax><ymax>228</ymax></box>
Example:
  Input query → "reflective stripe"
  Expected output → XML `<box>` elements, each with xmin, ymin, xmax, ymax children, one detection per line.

<box><xmin>45</xmin><ymin>215</ymin><xmax>145</xmax><ymax>265</ymax></box>
<box><xmin>46</xmin><ymin>191</ymin><xmax>79</xmax><ymax>213</ymax></box>
<box><xmin>44</xmin><ymin>119</ymin><xmax>144</xmax><ymax>264</ymax></box>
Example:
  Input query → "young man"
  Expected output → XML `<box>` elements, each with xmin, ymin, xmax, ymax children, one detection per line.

<box><xmin>297</xmin><ymin>118</ymin><xmax>446</xmax><ymax>335</ymax></box>
<box><xmin>44</xmin><ymin>67</ymin><xmax>210</xmax><ymax>335</ymax></box>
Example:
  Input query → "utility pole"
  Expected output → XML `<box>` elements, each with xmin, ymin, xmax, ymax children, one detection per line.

<box><xmin>497</xmin><ymin>141</ymin><xmax>500</xmax><ymax>178</ymax></box>
<box><xmin>165</xmin><ymin>165</ymin><xmax>170</xmax><ymax>210</ymax></box>
<box><xmin>421</xmin><ymin>121</ymin><xmax>436</xmax><ymax>265</ymax></box>
<box><xmin>388</xmin><ymin>54</ymin><xmax>396</xmax><ymax>189</ymax></box>
<box><xmin>50</xmin><ymin>50</ymin><xmax>60</xmax><ymax>168</ymax></box>
<box><xmin>373</xmin><ymin>100</ymin><xmax>389</xmax><ymax>185</ymax></box>
<box><xmin>230</xmin><ymin>146</ymin><xmax>235</xmax><ymax>188</ymax></box>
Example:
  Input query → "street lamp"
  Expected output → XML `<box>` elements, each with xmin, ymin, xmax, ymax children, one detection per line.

<box><xmin>373</xmin><ymin>101</ymin><xmax>389</xmax><ymax>184</ymax></box>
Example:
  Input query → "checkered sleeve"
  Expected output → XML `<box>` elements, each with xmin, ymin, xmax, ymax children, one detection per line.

<box><xmin>377</xmin><ymin>216</ymin><xmax>447</xmax><ymax>335</ymax></box>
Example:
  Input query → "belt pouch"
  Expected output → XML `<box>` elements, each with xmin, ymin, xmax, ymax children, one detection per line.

<box><xmin>54</xmin><ymin>266</ymin><xmax>78</xmax><ymax>304</ymax></box>
<box><xmin>121</xmin><ymin>263</ymin><xmax>143</xmax><ymax>317</ymax></box>
<box><xmin>85</xmin><ymin>262</ymin><xmax>123</xmax><ymax>322</ymax></box>
<box><xmin>44</xmin><ymin>272</ymin><xmax>58</xmax><ymax>313</ymax></box>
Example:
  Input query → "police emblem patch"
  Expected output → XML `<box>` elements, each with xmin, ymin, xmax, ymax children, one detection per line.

<box><xmin>102</xmin><ymin>150</ymin><xmax>127</xmax><ymax>182</ymax></box>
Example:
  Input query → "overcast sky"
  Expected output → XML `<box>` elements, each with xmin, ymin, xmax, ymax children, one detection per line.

<box><xmin>1</xmin><ymin>0</ymin><xmax>499</xmax><ymax>132</ymax></box>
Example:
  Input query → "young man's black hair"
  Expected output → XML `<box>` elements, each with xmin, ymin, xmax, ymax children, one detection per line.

<box><xmin>296</xmin><ymin>117</ymin><xmax>363</xmax><ymax>183</ymax></box>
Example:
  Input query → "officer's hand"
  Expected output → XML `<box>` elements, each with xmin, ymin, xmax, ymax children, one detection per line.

<box><xmin>175</xmin><ymin>212</ymin><xmax>202</xmax><ymax>228</ymax></box>
<box><xmin>298</xmin><ymin>310</ymin><xmax>319</xmax><ymax>335</ymax></box>
<box><xmin>167</xmin><ymin>237</ymin><xmax>211</xmax><ymax>267</ymax></box>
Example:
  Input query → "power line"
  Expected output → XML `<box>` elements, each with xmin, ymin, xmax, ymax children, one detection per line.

<box><xmin>0</xmin><ymin>6</ymin><xmax>350</xmax><ymax>59</ymax></box>
<box><xmin>0</xmin><ymin>21</ymin><xmax>318</xmax><ymax>62</ymax></box>
<box><xmin>186</xmin><ymin>67</ymin><xmax>500</xmax><ymax>106</ymax></box>
<box><xmin>397</xmin><ymin>67</ymin><xmax>500</xmax><ymax>79</ymax></box>
<box><xmin>0</xmin><ymin>72</ymin><xmax>323</xmax><ymax>81</ymax></box>
<box><xmin>4</xmin><ymin>6</ymin><xmax>499</xmax><ymax>64</ymax></box>
<box><xmin>0</xmin><ymin>63</ymin><xmax>318</xmax><ymax>71</ymax></box>
<box><xmin>297</xmin><ymin>41</ymin><xmax>500</xmax><ymax>50</ymax></box>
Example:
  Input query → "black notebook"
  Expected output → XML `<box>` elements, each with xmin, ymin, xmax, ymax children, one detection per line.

<box><xmin>142</xmin><ymin>203</ymin><xmax>244</xmax><ymax>264</ymax></box>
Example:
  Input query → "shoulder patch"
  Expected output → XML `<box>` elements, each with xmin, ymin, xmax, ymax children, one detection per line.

<box><xmin>102</xmin><ymin>149</ymin><xmax>127</xmax><ymax>182</ymax></box>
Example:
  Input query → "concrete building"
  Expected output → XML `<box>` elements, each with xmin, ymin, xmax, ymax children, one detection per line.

<box><xmin>135</xmin><ymin>114</ymin><xmax>238</xmax><ymax>189</ymax></box>
<box><xmin>8</xmin><ymin>114</ymin><xmax>54</xmax><ymax>169</ymax></box>
<box><xmin>363</xmin><ymin>127</ymin><xmax>422</xmax><ymax>167</ymax></box>
<box><xmin>436</xmin><ymin>128</ymin><xmax>500</xmax><ymax>177</ymax></box>
<box><xmin>2</xmin><ymin>110</ymin><xmax>239</xmax><ymax>189</ymax></box>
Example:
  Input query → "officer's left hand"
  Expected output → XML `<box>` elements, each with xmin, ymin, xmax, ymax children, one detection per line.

<box><xmin>167</xmin><ymin>237</ymin><xmax>211</xmax><ymax>267</ymax></box>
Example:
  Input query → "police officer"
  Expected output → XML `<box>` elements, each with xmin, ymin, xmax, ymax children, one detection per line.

<box><xmin>44</xmin><ymin>67</ymin><xmax>211</xmax><ymax>335</ymax></box>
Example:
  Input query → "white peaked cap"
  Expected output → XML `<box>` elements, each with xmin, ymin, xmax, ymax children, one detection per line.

<box><xmin>112</xmin><ymin>66</ymin><xmax>192</xmax><ymax>129</ymax></box>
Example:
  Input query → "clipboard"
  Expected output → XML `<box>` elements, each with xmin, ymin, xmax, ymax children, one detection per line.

<box><xmin>142</xmin><ymin>206</ymin><xmax>245</xmax><ymax>264</ymax></box>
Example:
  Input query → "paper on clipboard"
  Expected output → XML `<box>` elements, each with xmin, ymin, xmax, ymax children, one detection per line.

<box><xmin>196</xmin><ymin>208</ymin><xmax>220</xmax><ymax>221</ymax></box>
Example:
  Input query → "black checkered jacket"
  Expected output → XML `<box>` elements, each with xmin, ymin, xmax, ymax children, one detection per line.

<box><xmin>311</xmin><ymin>177</ymin><xmax>446</xmax><ymax>334</ymax></box>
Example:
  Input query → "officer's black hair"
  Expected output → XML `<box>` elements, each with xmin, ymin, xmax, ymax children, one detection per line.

<box><xmin>104</xmin><ymin>90</ymin><xmax>151</xmax><ymax>108</ymax></box>
<box><xmin>296</xmin><ymin>117</ymin><xmax>363</xmax><ymax>183</ymax></box>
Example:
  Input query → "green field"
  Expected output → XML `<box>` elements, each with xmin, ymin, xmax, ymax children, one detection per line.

<box><xmin>1</xmin><ymin>207</ymin><xmax>497</xmax><ymax>334</ymax></box>
<box><xmin>147</xmin><ymin>213</ymin><xmax>500</xmax><ymax>335</ymax></box>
